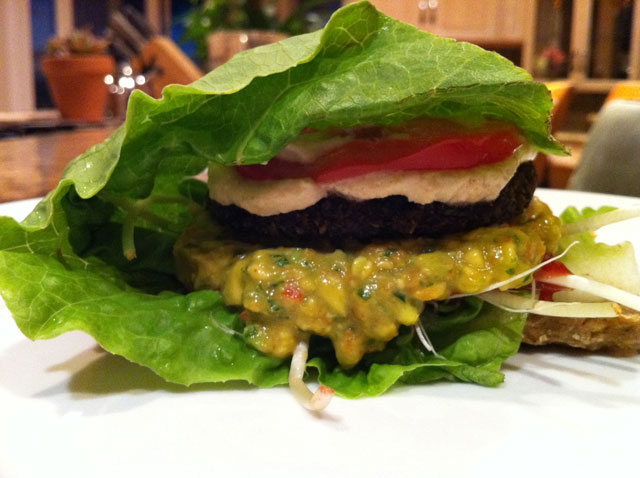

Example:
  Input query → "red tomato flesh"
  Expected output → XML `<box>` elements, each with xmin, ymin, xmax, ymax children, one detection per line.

<box><xmin>236</xmin><ymin>125</ymin><xmax>523</xmax><ymax>183</ymax></box>
<box><xmin>534</xmin><ymin>261</ymin><xmax>572</xmax><ymax>301</ymax></box>
<box><xmin>534</xmin><ymin>261</ymin><xmax>572</xmax><ymax>281</ymax></box>
<box><xmin>537</xmin><ymin>282</ymin><xmax>568</xmax><ymax>302</ymax></box>
<box><xmin>281</xmin><ymin>281</ymin><xmax>304</xmax><ymax>302</ymax></box>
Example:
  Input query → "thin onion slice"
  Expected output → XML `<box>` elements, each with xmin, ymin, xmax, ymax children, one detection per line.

<box><xmin>452</xmin><ymin>241</ymin><xmax>578</xmax><ymax>298</ymax></box>
<box><xmin>289</xmin><ymin>339</ymin><xmax>334</xmax><ymax>412</ymax></box>
<box><xmin>552</xmin><ymin>289</ymin><xmax>605</xmax><ymax>303</ymax></box>
<box><xmin>415</xmin><ymin>321</ymin><xmax>445</xmax><ymax>359</ymax></box>
<box><xmin>563</xmin><ymin>206</ymin><xmax>640</xmax><ymax>235</ymax></box>
<box><xmin>480</xmin><ymin>290</ymin><xmax>619</xmax><ymax>317</ymax></box>
<box><xmin>539</xmin><ymin>275</ymin><xmax>640</xmax><ymax>312</ymax></box>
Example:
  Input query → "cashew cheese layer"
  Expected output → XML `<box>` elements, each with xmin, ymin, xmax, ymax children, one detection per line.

<box><xmin>209</xmin><ymin>145</ymin><xmax>536</xmax><ymax>217</ymax></box>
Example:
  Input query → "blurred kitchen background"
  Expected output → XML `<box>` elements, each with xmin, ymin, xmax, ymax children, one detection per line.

<box><xmin>1</xmin><ymin>0</ymin><xmax>639</xmax><ymax>201</ymax></box>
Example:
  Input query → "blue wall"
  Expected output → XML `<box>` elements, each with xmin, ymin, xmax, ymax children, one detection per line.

<box><xmin>31</xmin><ymin>0</ymin><xmax>56</xmax><ymax>108</ymax></box>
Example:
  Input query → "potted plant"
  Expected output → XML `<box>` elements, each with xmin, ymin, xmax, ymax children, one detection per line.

<box><xmin>42</xmin><ymin>30</ymin><xmax>115</xmax><ymax>123</ymax></box>
<box><xmin>183</xmin><ymin>0</ymin><xmax>336</xmax><ymax>69</ymax></box>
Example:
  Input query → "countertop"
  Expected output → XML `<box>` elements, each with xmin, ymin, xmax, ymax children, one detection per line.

<box><xmin>0</xmin><ymin>127</ymin><xmax>117</xmax><ymax>203</ymax></box>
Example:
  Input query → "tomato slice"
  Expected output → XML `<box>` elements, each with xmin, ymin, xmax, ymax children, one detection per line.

<box><xmin>534</xmin><ymin>260</ymin><xmax>572</xmax><ymax>281</ymax></box>
<box><xmin>236</xmin><ymin>158</ymin><xmax>313</xmax><ymax>182</ymax></box>
<box><xmin>537</xmin><ymin>282</ymin><xmax>568</xmax><ymax>301</ymax></box>
<box><xmin>236</xmin><ymin>125</ymin><xmax>523</xmax><ymax>183</ymax></box>
<box><xmin>315</xmin><ymin>129</ymin><xmax>521</xmax><ymax>183</ymax></box>
<box><xmin>534</xmin><ymin>261</ymin><xmax>572</xmax><ymax>301</ymax></box>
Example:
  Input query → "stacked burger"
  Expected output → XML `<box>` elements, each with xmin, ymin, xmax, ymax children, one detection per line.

<box><xmin>2</xmin><ymin>2</ymin><xmax>639</xmax><ymax>410</ymax></box>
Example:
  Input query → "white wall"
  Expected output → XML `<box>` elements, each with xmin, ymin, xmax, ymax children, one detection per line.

<box><xmin>0</xmin><ymin>0</ymin><xmax>36</xmax><ymax>112</ymax></box>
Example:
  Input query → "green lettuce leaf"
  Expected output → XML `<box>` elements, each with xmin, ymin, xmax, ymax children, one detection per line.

<box><xmin>311</xmin><ymin>298</ymin><xmax>526</xmax><ymax>398</ymax></box>
<box><xmin>23</xmin><ymin>0</ymin><xmax>562</xmax><ymax>232</ymax></box>
<box><xmin>0</xmin><ymin>246</ymin><xmax>287</xmax><ymax>387</ymax></box>
<box><xmin>0</xmin><ymin>203</ymin><xmax>528</xmax><ymax>396</ymax></box>
<box><xmin>559</xmin><ymin>206</ymin><xmax>640</xmax><ymax>294</ymax></box>
<box><xmin>0</xmin><ymin>238</ymin><xmax>524</xmax><ymax>395</ymax></box>
<box><xmin>0</xmin><ymin>1</ymin><xmax>549</xmax><ymax>397</ymax></box>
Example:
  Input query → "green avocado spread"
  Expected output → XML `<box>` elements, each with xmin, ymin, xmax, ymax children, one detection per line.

<box><xmin>174</xmin><ymin>198</ymin><xmax>561</xmax><ymax>367</ymax></box>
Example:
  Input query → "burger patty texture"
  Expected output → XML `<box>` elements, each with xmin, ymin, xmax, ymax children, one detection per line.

<box><xmin>209</xmin><ymin>161</ymin><xmax>536</xmax><ymax>247</ymax></box>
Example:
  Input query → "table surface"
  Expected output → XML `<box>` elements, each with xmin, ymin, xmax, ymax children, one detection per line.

<box><xmin>0</xmin><ymin>127</ymin><xmax>117</xmax><ymax>203</ymax></box>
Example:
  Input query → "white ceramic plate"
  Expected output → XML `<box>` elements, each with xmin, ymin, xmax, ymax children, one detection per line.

<box><xmin>1</xmin><ymin>190</ymin><xmax>639</xmax><ymax>478</ymax></box>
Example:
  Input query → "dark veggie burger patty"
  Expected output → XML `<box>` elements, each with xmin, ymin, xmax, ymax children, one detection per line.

<box><xmin>208</xmin><ymin>161</ymin><xmax>536</xmax><ymax>247</ymax></box>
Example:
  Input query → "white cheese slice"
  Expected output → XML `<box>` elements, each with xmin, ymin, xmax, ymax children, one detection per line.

<box><xmin>208</xmin><ymin>144</ymin><xmax>536</xmax><ymax>217</ymax></box>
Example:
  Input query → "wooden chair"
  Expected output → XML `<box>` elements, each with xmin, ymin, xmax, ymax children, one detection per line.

<box><xmin>545</xmin><ymin>80</ymin><xmax>574</xmax><ymax>132</ymax></box>
<box><xmin>535</xmin><ymin>81</ymin><xmax>574</xmax><ymax>185</ymax></box>
<box><xmin>568</xmin><ymin>100</ymin><xmax>640</xmax><ymax>196</ymax></box>
<box><xmin>603</xmin><ymin>81</ymin><xmax>640</xmax><ymax>105</ymax></box>
<box><xmin>548</xmin><ymin>81</ymin><xmax>640</xmax><ymax>190</ymax></box>
<box><xmin>585</xmin><ymin>81</ymin><xmax>640</xmax><ymax>123</ymax></box>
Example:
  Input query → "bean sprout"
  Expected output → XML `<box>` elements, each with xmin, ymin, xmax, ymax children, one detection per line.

<box><xmin>289</xmin><ymin>339</ymin><xmax>334</xmax><ymax>411</ymax></box>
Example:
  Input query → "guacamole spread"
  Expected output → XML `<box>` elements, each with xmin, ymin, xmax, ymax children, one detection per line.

<box><xmin>175</xmin><ymin>198</ymin><xmax>561</xmax><ymax>367</ymax></box>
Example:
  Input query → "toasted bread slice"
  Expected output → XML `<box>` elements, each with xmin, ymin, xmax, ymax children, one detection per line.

<box><xmin>523</xmin><ymin>307</ymin><xmax>640</xmax><ymax>356</ymax></box>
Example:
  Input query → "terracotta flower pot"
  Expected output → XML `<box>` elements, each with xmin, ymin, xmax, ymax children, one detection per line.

<box><xmin>42</xmin><ymin>55</ymin><xmax>115</xmax><ymax>123</ymax></box>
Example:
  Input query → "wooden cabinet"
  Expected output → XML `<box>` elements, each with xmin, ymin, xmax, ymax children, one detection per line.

<box><xmin>429</xmin><ymin>1</ymin><xmax>502</xmax><ymax>39</ymax></box>
<box><xmin>568</xmin><ymin>0</ymin><xmax>640</xmax><ymax>85</ymax></box>
<box><xmin>526</xmin><ymin>0</ymin><xmax>640</xmax><ymax>92</ymax></box>
<box><xmin>365</xmin><ymin>0</ymin><xmax>528</xmax><ymax>47</ymax></box>
<box><xmin>363</xmin><ymin>0</ymin><xmax>420</xmax><ymax>25</ymax></box>
<box><xmin>347</xmin><ymin>0</ymin><xmax>640</xmax><ymax>89</ymax></box>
